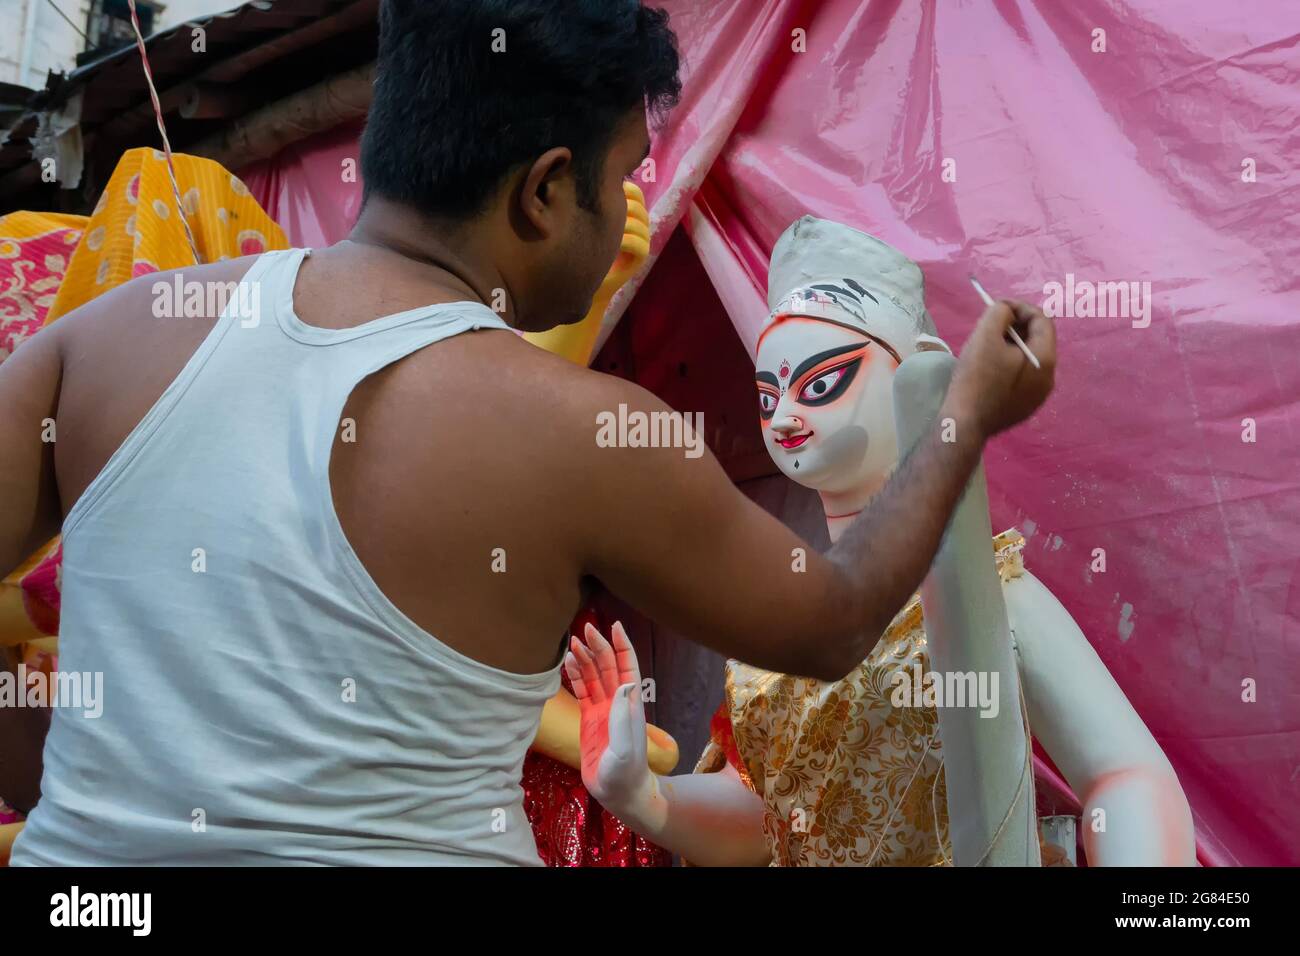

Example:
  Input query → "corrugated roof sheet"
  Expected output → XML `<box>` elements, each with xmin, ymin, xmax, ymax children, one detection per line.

<box><xmin>2</xmin><ymin>0</ymin><xmax>378</xmax><ymax>211</ymax></box>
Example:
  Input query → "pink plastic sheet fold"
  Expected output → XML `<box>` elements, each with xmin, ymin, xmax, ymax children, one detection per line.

<box><xmin>240</xmin><ymin>120</ymin><xmax>365</xmax><ymax>251</ymax></box>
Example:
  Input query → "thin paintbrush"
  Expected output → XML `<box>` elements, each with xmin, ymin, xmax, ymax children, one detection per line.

<box><xmin>968</xmin><ymin>275</ymin><xmax>1041</xmax><ymax>370</ymax></box>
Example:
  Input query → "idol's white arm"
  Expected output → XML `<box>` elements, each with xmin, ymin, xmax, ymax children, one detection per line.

<box><xmin>565</xmin><ymin>622</ymin><xmax>770</xmax><ymax>866</ymax></box>
<box><xmin>617</xmin><ymin>760</ymin><xmax>771</xmax><ymax>867</ymax></box>
<box><xmin>1006</xmin><ymin>571</ymin><xmax>1196</xmax><ymax>865</ymax></box>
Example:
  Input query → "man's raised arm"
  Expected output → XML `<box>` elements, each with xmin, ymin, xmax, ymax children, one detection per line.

<box><xmin>576</xmin><ymin>301</ymin><xmax>1055</xmax><ymax>680</ymax></box>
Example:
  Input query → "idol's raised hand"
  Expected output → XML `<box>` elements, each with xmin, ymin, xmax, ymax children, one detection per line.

<box><xmin>597</xmin><ymin>181</ymin><xmax>652</xmax><ymax>300</ymax></box>
<box><xmin>565</xmin><ymin>622</ymin><xmax>771</xmax><ymax>865</ymax></box>
<box><xmin>564</xmin><ymin>621</ymin><xmax>653</xmax><ymax>810</ymax></box>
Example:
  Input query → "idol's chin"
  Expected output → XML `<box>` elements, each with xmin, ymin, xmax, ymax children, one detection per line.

<box><xmin>775</xmin><ymin>453</ymin><xmax>876</xmax><ymax>495</ymax></box>
<box><xmin>775</xmin><ymin>455</ymin><xmax>831</xmax><ymax>492</ymax></box>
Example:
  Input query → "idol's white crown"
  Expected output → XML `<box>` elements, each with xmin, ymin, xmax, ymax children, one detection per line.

<box><xmin>764</xmin><ymin>216</ymin><xmax>936</xmax><ymax>358</ymax></box>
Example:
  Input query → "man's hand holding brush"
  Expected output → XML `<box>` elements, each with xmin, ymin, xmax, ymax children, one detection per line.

<box><xmin>945</xmin><ymin>297</ymin><xmax>1057</xmax><ymax>441</ymax></box>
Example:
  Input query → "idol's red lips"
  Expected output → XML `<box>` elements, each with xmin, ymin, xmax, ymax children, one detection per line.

<box><xmin>776</xmin><ymin>432</ymin><xmax>812</xmax><ymax>449</ymax></box>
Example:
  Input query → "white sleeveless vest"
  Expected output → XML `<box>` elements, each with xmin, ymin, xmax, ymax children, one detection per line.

<box><xmin>13</xmin><ymin>249</ymin><xmax>562</xmax><ymax>866</ymax></box>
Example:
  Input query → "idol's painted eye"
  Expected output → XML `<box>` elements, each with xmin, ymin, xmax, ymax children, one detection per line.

<box><xmin>758</xmin><ymin>388</ymin><xmax>779</xmax><ymax>420</ymax></box>
<box><xmin>797</xmin><ymin>358</ymin><xmax>861</xmax><ymax>406</ymax></box>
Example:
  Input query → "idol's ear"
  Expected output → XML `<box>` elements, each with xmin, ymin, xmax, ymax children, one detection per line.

<box><xmin>914</xmin><ymin>333</ymin><xmax>952</xmax><ymax>354</ymax></box>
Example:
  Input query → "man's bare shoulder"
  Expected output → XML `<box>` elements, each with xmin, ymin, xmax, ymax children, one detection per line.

<box><xmin>478</xmin><ymin>332</ymin><xmax>680</xmax><ymax>449</ymax></box>
<box><xmin>384</xmin><ymin>328</ymin><xmax>695</xmax><ymax>522</ymax></box>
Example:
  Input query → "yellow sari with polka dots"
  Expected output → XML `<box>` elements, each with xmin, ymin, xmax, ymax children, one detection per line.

<box><xmin>0</xmin><ymin>145</ymin><xmax>287</xmax><ymax>651</ymax></box>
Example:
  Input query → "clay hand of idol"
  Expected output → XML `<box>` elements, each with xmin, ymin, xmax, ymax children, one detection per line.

<box><xmin>597</xmin><ymin>181</ymin><xmax>652</xmax><ymax>300</ymax></box>
<box><xmin>945</xmin><ymin>299</ymin><xmax>1057</xmax><ymax>439</ymax></box>
<box><xmin>565</xmin><ymin>621</ymin><xmax>655</xmax><ymax>816</ymax></box>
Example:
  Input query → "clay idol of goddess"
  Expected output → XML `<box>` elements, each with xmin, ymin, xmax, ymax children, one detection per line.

<box><xmin>564</xmin><ymin>217</ymin><xmax>1195</xmax><ymax>867</ymax></box>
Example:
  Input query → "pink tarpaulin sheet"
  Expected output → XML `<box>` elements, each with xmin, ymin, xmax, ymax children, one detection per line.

<box><xmin>240</xmin><ymin>0</ymin><xmax>1299</xmax><ymax>865</ymax></box>
<box><xmin>242</xmin><ymin>120</ymin><xmax>365</xmax><ymax>251</ymax></box>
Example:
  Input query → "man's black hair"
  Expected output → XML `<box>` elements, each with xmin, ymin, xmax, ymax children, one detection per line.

<box><xmin>361</xmin><ymin>0</ymin><xmax>681</xmax><ymax>219</ymax></box>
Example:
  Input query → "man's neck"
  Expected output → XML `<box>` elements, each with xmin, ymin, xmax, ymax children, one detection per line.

<box><xmin>347</xmin><ymin>196</ymin><xmax>516</xmax><ymax>324</ymax></box>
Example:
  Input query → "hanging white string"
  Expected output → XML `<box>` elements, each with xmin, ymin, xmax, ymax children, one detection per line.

<box><xmin>124</xmin><ymin>0</ymin><xmax>200</xmax><ymax>265</ymax></box>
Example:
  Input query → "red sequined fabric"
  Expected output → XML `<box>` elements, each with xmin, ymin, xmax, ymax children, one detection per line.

<box><xmin>0</xmin><ymin>800</ymin><xmax>23</xmax><ymax>826</ymax></box>
<box><xmin>19</xmin><ymin>542</ymin><xmax>61</xmax><ymax>635</ymax></box>
<box><xmin>521</xmin><ymin>749</ymin><xmax>671</xmax><ymax>867</ymax></box>
<box><xmin>517</xmin><ymin>603</ymin><xmax>672</xmax><ymax>867</ymax></box>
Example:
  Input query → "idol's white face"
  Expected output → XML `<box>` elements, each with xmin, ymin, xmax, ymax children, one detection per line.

<box><xmin>755</xmin><ymin>316</ymin><xmax>902</xmax><ymax>494</ymax></box>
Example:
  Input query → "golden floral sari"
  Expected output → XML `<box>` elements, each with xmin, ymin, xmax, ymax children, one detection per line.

<box><xmin>697</xmin><ymin>530</ymin><xmax>1031</xmax><ymax>866</ymax></box>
